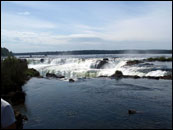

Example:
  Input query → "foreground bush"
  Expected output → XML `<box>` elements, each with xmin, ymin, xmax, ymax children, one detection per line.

<box><xmin>1</xmin><ymin>56</ymin><xmax>40</xmax><ymax>128</ymax></box>
<box><xmin>1</xmin><ymin>57</ymin><xmax>28</xmax><ymax>94</ymax></box>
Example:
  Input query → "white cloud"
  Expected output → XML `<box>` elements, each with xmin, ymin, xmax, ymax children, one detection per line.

<box><xmin>1</xmin><ymin>1</ymin><xmax>172</xmax><ymax>52</ymax></box>
<box><xmin>18</xmin><ymin>11</ymin><xmax>30</xmax><ymax>15</ymax></box>
<box><xmin>2</xmin><ymin>13</ymin><xmax>56</xmax><ymax>30</ymax></box>
<box><xmin>1</xmin><ymin>30</ymin><xmax>69</xmax><ymax>45</ymax></box>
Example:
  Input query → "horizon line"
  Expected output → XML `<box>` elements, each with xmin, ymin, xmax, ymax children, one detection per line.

<box><xmin>13</xmin><ymin>49</ymin><xmax>172</xmax><ymax>55</ymax></box>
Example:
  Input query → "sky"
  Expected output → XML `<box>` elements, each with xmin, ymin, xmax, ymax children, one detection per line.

<box><xmin>1</xmin><ymin>1</ymin><xmax>172</xmax><ymax>53</ymax></box>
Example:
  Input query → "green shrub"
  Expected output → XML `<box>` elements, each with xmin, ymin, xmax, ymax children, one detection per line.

<box><xmin>25</xmin><ymin>68</ymin><xmax>40</xmax><ymax>77</ymax></box>
<box><xmin>147</xmin><ymin>57</ymin><xmax>172</xmax><ymax>62</ymax></box>
<box><xmin>1</xmin><ymin>57</ymin><xmax>28</xmax><ymax>94</ymax></box>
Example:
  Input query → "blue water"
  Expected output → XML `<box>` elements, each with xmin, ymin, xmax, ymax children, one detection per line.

<box><xmin>20</xmin><ymin>77</ymin><xmax>172</xmax><ymax>129</ymax></box>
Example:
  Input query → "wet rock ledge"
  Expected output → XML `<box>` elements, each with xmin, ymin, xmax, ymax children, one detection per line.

<box><xmin>110</xmin><ymin>70</ymin><xmax>172</xmax><ymax>80</ymax></box>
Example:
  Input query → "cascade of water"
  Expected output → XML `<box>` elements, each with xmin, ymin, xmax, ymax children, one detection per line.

<box><xmin>27</xmin><ymin>57</ymin><xmax>171</xmax><ymax>79</ymax></box>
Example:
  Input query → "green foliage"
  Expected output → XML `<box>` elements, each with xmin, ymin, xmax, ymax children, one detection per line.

<box><xmin>1</xmin><ymin>57</ymin><xmax>28</xmax><ymax>94</ymax></box>
<box><xmin>147</xmin><ymin>57</ymin><xmax>172</xmax><ymax>62</ymax></box>
<box><xmin>25</xmin><ymin>68</ymin><xmax>40</xmax><ymax>77</ymax></box>
<box><xmin>1</xmin><ymin>47</ymin><xmax>13</xmax><ymax>56</ymax></box>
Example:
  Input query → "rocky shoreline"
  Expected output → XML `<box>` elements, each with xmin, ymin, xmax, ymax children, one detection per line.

<box><xmin>110</xmin><ymin>70</ymin><xmax>172</xmax><ymax>80</ymax></box>
<box><xmin>2</xmin><ymin>68</ymin><xmax>41</xmax><ymax>129</ymax></box>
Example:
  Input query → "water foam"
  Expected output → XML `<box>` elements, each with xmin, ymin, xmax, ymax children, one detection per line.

<box><xmin>27</xmin><ymin>57</ymin><xmax>171</xmax><ymax>79</ymax></box>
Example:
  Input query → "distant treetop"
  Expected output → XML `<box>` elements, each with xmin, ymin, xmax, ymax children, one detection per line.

<box><xmin>1</xmin><ymin>47</ymin><xmax>13</xmax><ymax>56</ymax></box>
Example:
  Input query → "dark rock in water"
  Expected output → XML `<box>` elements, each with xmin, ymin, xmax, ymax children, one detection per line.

<box><xmin>98</xmin><ymin>75</ymin><xmax>108</xmax><ymax>78</ymax></box>
<box><xmin>103</xmin><ymin>58</ymin><xmax>109</xmax><ymax>61</ymax></box>
<box><xmin>111</xmin><ymin>70</ymin><xmax>123</xmax><ymax>79</ymax></box>
<box><xmin>109</xmin><ymin>70</ymin><xmax>172</xmax><ymax>80</ymax></box>
<box><xmin>138</xmin><ymin>63</ymin><xmax>154</xmax><ymax>67</ymax></box>
<box><xmin>15</xmin><ymin>111</ymin><xmax>28</xmax><ymax>129</ymax></box>
<box><xmin>95</xmin><ymin>60</ymin><xmax>109</xmax><ymax>69</ymax></box>
<box><xmin>40</xmin><ymin>58</ymin><xmax>44</xmax><ymax>63</ymax></box>
<box><xmin>130</xmin><ymin>75</ymin><xmax>140</xmax><ymax>79</ymax></box>
<box><xmin>46</xmin><ymin>73</ymin><xmax>57</xmax><ymax>78</ymax></box>
<box><xmin>69</xmin><ymin>79</ymin><xmax>75</xmax><ymax>82</ymax></box>
<box><xmin>56</xmin><ymin>75</ymin><xmax>65</xmax><ymax>79</ymax></box>
<box><xmin>125</xmin><ymin>60</ymin><xmax>143</xmax><ymax>66</ymax></box>
<box><xmin>46</xmin><ymin>73</ymin><xmax>65</xmax><ymax>79</ymax></box>
<box><xmin>160</xmin><ymin>75</ymin><xmax>172</xmax><ymax>80</ymax></box>
<box><xmin>145</xmin><ymin>57</ymin><xmax>172</xmax><ymax>62</ymax></box>
<box><xmin>143</xmin><ymin>76</ymin><xmax>160</xmax><ymax>80</ymax></box>
<box><xmin>128</xmin><ymin>110</ymin><xmax>137</xmax><ymax>114</ymax></box>
<box><xmin>37</xmin><ymin>76</ymin><xmax>44</xmax><ymax>78</ymax></box>
<box><xmin>124</xmin><ymin>75</ymin><xmax>141</xmax><ymax>79</ymax></box>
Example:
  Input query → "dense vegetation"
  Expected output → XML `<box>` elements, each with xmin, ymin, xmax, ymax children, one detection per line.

<box><xmin>1</xmin><ymin>56</ymin><xmax>40</xmax><ymax>105</ymax></box>
<box><xmin>14</xmin><ymin>50</ymin><xmax>172</xmax><ymax>56</ymax></box>
<box><xmin>1</xmin><ymin>56</ymin><xmax>40</xmax><ymax>128</ymax></box>
<box><xmin>1</xmin><ymin>57</ymin><xmax>28</xmax><ymax>94</ymax></box>
<box><xmin>1</xmin><ymin>47</ymin><xmax>13</xmax><ymax>56</ymax></box>
<box><xmin>146</xmin><ymin>56</ymin><xmax>172</xmax><ymax>62</ymax></box>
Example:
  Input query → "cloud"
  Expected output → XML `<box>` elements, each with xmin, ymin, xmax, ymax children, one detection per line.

<box><xmin>18</xmin><ymin>11</ymin><xmax>30</xmax><ymax>15</ymax></box>
<box><xmin>2</xmin><ymin>12</ymin><xmax>56</xmax><ymax>30</ymax></box>
<box><xmin>1</xmin><ymin>30</ymin><xmax>68</xmax><ymax>46</ymax></box>
<box><xmin>1</xmin><ymin>1</ymin><xmax>172</xmax><ymax>52</ymax></box>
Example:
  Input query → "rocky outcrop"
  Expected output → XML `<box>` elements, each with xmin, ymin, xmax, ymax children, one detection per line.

<box><xmin>111</xmin><ymin>70</ymin><xmax>123</xmax><ymax>79</ymax></box>
<box><xmin>125</xmin><ymin>75</ymin><xmax>141</xmax><ymax>79</ymax></box>
<box><xmin>40</xmin><ymin>59</ymin><xmax>44</xmax><ymax>63</ymax></box>
<box><xmin>46</xmin><ymin>73</ymin><xmax>65</xmax><ymax>79</ymax></box>
<box><xmin>103</xmin><ymin>58</ymin><xmax>109</xmax><ymax>61</ymax></box>
<box><xmin>143</xmin><ymin>76</ymin><xmax>160</xmax><ymax>80</ymax></box>
<box><xmin>125</xmin><ymin>60</ymin><xmax>143</xmax><ymax>66</ymax></box>
<box><xmin>158</xmin><ymin>75</ymin><xmax>172</xmax><ymax>80</ymax></box>
<box><xmin>125</xmin><ymin>57</ymin><xmax>172</xmax><ymax>67</ymax></box>
<box><xmin>90</xmin><ymin>58</ymin><xmax>110</xmax><ymax>69</ymax></box>
<box><xmin>14</xmin><ymin>111</ymin><xmax>28</xmax><ymax>129</ymax></box>
<box><xmin>69</xmin><ymin>79</ymin><xmax>75</xmax><ymax>82</ymax></box>
<box><xmin>94</xmin><ymin>60</ymin><xmax>109</xmax><ymax>69</ymax></box>
<box><xmin>128</xmin><ymin>109</ymin><xmax>137</xmax><ymax>114</ymax></box>
<box><xmin>144</xmin><ymin>57</ymin><xmax>172</xmax><ymax>62</ymax></box>
<box><xmin>26</xmin><ymin>68</ymin><xmax>40</xmax><ymax>78</ymax></box>
<box><xmin>138</xmin><ymin>63</ymin><xmax>154</xmax><ymax>67</ymax></box>
<box><xmin>97</xmin><ymin>60</ymin><xmax>108</xmax><ymax>69</ymax></box>
<box><xmin>110</xmin><ymin>70</ymin><xmax>172</xmax><ymax>80</ymax></box>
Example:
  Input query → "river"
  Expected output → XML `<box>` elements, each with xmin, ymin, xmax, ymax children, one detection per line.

<box><xmin>17</xmin><ymin>54</ymin><xmax>172</xmax><ymax>129</ymax></box>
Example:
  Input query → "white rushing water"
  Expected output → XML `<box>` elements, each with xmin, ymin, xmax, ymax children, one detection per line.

<box><xmin>26</xmin><ymin>55</ymin><xmax>172</xmax><ymax>79</ymax></box>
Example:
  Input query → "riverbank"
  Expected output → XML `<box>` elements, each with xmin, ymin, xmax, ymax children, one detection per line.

<box><xmin>1</xmin><ymin>56</ymin><xmax>40</xmax><ymax>128</ymax></box>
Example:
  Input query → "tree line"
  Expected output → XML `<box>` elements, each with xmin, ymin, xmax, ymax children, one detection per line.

<box><xmin>1</xmin><ymin>47</ymin><xmax>13</xmax><ymax>56</ymax></box>
<box><xmin>14</xmin><ymin>50</ymin><xmax>172</xmax><ymax>56</ymax></box>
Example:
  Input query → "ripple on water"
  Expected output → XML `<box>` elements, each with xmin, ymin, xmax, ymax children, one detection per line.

<box><xmin>21</xmin><ymin>77</ymin><xmax>172</xmax><ymax>129</ymax></box>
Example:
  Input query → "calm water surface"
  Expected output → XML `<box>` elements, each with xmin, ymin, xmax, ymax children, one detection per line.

<box><xmin>20</xmin><ymin>77</ymin><xmax>172</xmax><ymax>129</ymax></box>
